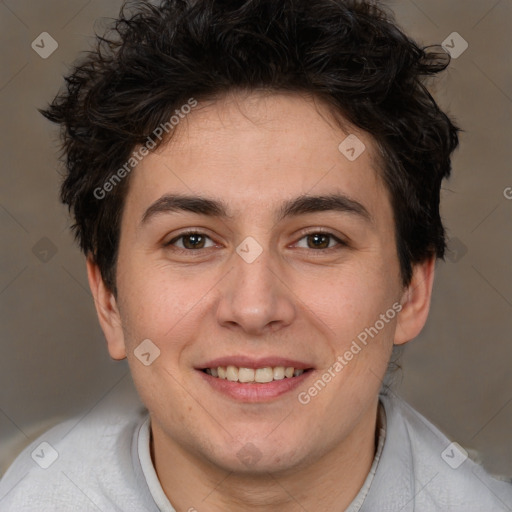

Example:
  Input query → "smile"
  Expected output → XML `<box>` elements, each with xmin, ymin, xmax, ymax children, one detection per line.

<box><xmin>203</xmin><ymin>365</ymin><xmax>308</xmax><ymax>383</ymax></box>
<box><xmin>198</xmin><ymin>367</ymin><xmax>313</xmax><ymax>401</ymax></box>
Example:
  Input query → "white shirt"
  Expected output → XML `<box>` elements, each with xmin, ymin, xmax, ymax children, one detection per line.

<box><xmin>1</xmin><ymin>391</ymin><xmax>511</xmax><ymax>511</ymax></box>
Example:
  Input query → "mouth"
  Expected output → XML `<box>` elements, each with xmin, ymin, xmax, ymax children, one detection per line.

<box><xmin>196</xmin><ymin>358</ymin><xmax>315</xmax><ymax>402</ymax></box>
<box><xmin>201</xmin><ymin>365</ymin><xmax>312</xmax><ymax>383</ymax></box>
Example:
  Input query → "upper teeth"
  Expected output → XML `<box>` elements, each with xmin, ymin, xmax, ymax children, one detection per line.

<box><xmin>205</xmin><ymin>366</ymin><xmax>305</xmax><ymax>383</ymax></box>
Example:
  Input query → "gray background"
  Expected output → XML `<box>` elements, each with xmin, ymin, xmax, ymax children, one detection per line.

<box><xmin>1</xmin><ymin>0</ymin><xmax>511</xmax><ymax>482</ymax></box>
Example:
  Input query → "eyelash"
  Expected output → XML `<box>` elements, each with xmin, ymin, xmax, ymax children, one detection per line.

<box><xmin>165</xmin><ymin>229</ymin><xmax>347</xmax><ymax>254</ymax></box>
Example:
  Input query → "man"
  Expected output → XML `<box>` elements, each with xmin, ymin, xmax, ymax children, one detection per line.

<box><xmin>1</xmin><ymin>0</ymin><xmax>511</xmax><ymax>510</ymax></box>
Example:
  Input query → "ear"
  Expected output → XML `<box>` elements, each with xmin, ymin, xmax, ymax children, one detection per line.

<box><xmin>86</xmin><ymin>257</ymin><xmax>127</xmax><ymax>360</ymax></box>
<box><xmin>394</xmin><ymin>256</ymin><xmax>435</xmax><ymax>346</ymax></box>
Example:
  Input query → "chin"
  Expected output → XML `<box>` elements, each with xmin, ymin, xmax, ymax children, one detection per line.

<box><xmin>202</xmin><ymin>435</ymin><xmax>309</xmax><ymax>475</ymax></box>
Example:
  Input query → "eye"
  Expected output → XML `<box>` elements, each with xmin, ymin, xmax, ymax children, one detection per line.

<box><xmin>167</xmin><ymin>232</ymin><xmax>216</xmax><ymax>250</ymax></box>
<box><xmin>165</xmin><ymin>230</ymin><xmax>346</xmax><ymax>252</ymax></box>
<box><xmin>295</xmin><ymin>232</ymin><xmax>345</xmax><ymax>250</ymax></box>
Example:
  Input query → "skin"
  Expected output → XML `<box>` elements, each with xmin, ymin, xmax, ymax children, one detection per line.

<box><xmin>87</xmin><ymin>91</ymin><xmax>435</xmax><ymax>512</ymax></box>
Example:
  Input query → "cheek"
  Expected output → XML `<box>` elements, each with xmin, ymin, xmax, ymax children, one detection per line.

<box><xmin>116</xmin><ymin>266</ymin><xmax>202</xmax><ymax>413</ymax></box>
<box><xmin>295</xmin><ymin>260</ymin><xmax>398</xmax><ymax>342</ymax></box>
<box><xmin>117</xmin><ymin>261</ymin><xmax>211</xmax><ymax>347</ymax></box>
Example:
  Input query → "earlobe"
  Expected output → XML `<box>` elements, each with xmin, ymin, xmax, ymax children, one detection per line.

<box><xmin>394</xmin><ymin>256</ymin><xmax>436</xmax><ymax>346</ymax></box>
<box><xmin>86</xmin><ymin>257</ymin><xmax>127</xmax><ymax>360</ymax></box>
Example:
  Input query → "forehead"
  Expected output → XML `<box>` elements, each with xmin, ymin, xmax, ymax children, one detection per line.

<box><xmin>125</xmin><ymin>91</ymin><xmax>390</xmax><ymax>223</ymax></box>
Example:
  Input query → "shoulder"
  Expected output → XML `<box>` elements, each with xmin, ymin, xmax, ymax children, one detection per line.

<box><xmin>0</xmin><ymin>405</ymin><xmax>153</xmax><ymax>512</ymax></box>
<box><xmin>372</xmin><ymin>392</ymin><xmax>512</xmax><ymax>512</ymax></box>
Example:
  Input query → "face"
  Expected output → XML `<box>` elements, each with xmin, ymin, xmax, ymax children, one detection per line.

<box><xmin>90</xmin><ymin>91</ymin><xmax>432</xmax><ymax>475</ymax></box>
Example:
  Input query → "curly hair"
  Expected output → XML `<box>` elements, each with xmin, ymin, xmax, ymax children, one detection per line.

<box><xmin>42</xmin><ymin>0</ymin><xmax>460</xmax><ymax>293</ymax></box>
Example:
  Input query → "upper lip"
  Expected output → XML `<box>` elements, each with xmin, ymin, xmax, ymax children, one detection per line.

<box><xmin>198</xmin><ymin>356</ymin><xmax>314</xmax><ymax>370</ymax></box>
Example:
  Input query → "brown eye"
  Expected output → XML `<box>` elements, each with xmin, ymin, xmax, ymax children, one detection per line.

<box><xmin>295</xmin><ymin>232</ymin><xmax>343</xmax><ymax>250</ymax></box>
<box><xmin>168</xmin><ymin>232</ymin><xmax>214</xmax><ymax>250</ymax></box>
<box><xmin>182</xmin><ymin>234</ymin><xmax>206</xmax><ymax>249</ymax></box>
<box><xmin>307</xmin><ymin>233</ymin><xmax>331</xmax><ymax>249</ymax></box>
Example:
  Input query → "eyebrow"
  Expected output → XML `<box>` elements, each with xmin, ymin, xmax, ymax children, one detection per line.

<box><xmin>140</xmin><ymin>193</ymin><xmax>372</xmax><ymax>225</ymax></box>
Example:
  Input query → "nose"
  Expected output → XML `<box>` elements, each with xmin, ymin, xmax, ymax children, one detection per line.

<box><xmin>215</xmin><ymin>247</ymin><xmax>296</xmax><ymax>336</ymax></box>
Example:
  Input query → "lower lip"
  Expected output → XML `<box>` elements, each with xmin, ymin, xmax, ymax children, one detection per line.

<box><xmin>197</xmin><ymin>370</ymin><xmax>313</xmax><ymax>402</ymax></box>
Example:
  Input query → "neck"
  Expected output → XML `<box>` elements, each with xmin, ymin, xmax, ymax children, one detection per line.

<box><xmin>151</xmin><ymin>400</ymin><xmax>379</xmax><ymax>512</ymax></box>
